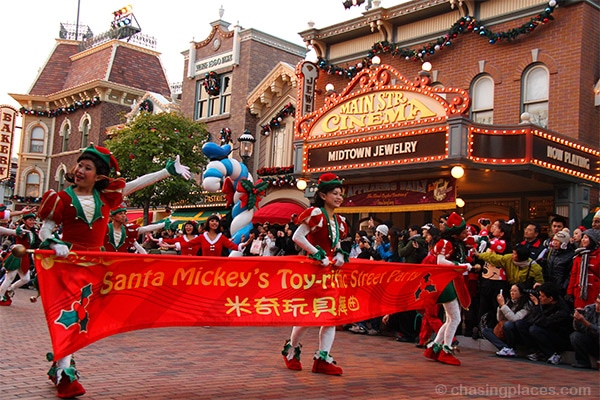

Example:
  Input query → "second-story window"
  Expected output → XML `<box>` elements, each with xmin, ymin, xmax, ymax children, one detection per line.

<box><xmin>522</xmin><ymin>64</ymin><xmax>549</xmax><ymax>128</ymax></box>
<box><xmin>29</xmin><ymin>127</ymin><xmax>45</xmax><ymax>153</ymax></box>
<box><xmin>25</xmin><ymin>172</ymin><xmax>40</xmax><ymax>198</ymax></box>
<box><xmin>195</xmin><ymin>73</ymin><xmax>232</xmax><ymax>120</ymax></box>
<box><xmin>471</xmin><ymin>75</ymin><xmax>494</xmax><ymax>124</ymax></box>
<box><xmin>61</xmin><ymin>121</ymin><xmax>71</xmax><ymax>152</ymax></box>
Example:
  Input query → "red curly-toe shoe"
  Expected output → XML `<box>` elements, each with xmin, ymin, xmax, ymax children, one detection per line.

<box><xmin>0</xmin><ymin>296</ymin><xmax>12</xmax><ymax>306</ymax></box>
<box><xmin>423</xmin><ymin>346</ymin><xmax>439</xmax><ymax>361</ymax></box>
<box><xmin>312</xmin><ymin>358</ymin><xmax>343</xmax><ymax>375</ymax></box>
<box><xmin>56</xmin><ymin>377</ymin><xmax>86</xmax><ymax>399</ymax></box>
<box><xmin>437</xmin><ymin>349</ymin><xmax>461</xmax><ymax>366</ymax></box>
<box><xmin>283</xmin><ymin>355</ymin><xmax>302</xmax><ymax>371</ymax></box>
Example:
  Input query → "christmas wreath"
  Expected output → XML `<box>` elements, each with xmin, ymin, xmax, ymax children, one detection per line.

<box><xmin>203</xmin><ymin>71</ymin><xmax>220</xmax><ymax>96</ymax></box>
<box><xmin>139</xmin><ymin>99</ymin><xmax>153</xmax><ymax>113</ymax></box>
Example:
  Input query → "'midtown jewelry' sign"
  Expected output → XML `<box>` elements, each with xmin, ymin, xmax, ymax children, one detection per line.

<box><xmin>304</xmin><ymin>128</ymin><xmax>447</xmax><ymax>172</ymax></box>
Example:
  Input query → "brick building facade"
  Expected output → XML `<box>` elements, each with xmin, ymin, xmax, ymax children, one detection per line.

<box><xmin>292</xmin><ymin>0</ymin><xmax>599</xmax><ymax>234</ymax></box>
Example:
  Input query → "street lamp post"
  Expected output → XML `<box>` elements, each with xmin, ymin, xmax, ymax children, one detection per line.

<box><xmin>238</xmin><ymin>129</ymin><xmax>255</xmax><ymax>165</ymax></box>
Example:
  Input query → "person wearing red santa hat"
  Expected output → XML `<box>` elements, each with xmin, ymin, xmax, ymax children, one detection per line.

<box><xmin>423</xmin><ymin>211</ymin><xmax>473</xmax><ymax>366</ymax></box>
<box><xmin>36</xmin><ymin>143</ymin><xmax>191</xmax><ymax>399</ymax></box>
<box><xmin>281</xmin><ymin>172</ymin><xmax>348</xmax><ymax>375</ymax></box>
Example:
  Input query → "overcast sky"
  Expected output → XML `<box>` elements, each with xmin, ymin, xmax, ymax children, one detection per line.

<box><xmin>0</xmin><ymin>0</ymin><xmax>386</xmax><ymax>107</ymax></box>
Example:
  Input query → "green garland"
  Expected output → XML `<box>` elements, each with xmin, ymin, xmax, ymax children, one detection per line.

<box><xmin>317</xmin><ymin>1</ymin><xmax>561</xmax><ymax>78</ymax></box>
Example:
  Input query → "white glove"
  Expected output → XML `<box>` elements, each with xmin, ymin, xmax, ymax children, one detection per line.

<box><xmin>333</xmin><ymin>252</ymin><xmax>345</xmax><ymax>267</ymax></box>
<box><xmin>459</xmin><ymin>262</ymin><xmax>473</xmax><ymax>271</ymax></box>
<box><xmin>174</xmin><ymin>155</ymin><xmax>191</xmax><ymax>180</ymax></box>
<box><xmin>319</xmin><ymin>256</ymin><xmax>331</xmax><ymax>267</ymax></box>
<box><xmin>50</xmin><ymin>243</ymin><xmax>69</xmax><ymax>258</ymax></box>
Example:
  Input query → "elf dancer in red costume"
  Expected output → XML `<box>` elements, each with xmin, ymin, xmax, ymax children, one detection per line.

<box><xmin>0</xmin><ymin>212</ymin><xmax>40</xmax><ymax>305</ymax></box>
<box><xmin>37</xmin><ymin>144</ymin><xmax>190</xmax><ymax>399</ymax></box>
<box><xmin>104</xmin><ymin>204</ymin><xmax>167</xmax><ymax>254</ymax></box>
<box><xmin>423</xmin><ymin>212</ymin><xmax>473</xmax><ymax>366</ymax></box>
<box><xmin>155</xmin><ymin>220</ymin><xmax>201</xmax><ymax>255</ymax></box>
<box><xmin>176</xmin><ymin>214</ymin><xmax>243</xmax><ymax>256</ymax></box>
<box><xmin>282</xmin><ymin>173</ymin><xmax>348</xmax><ymax>375</ymax></box>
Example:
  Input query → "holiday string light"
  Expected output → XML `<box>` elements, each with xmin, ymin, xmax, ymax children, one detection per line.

<box><xmin>19</xmin><ymin>97</ymin><xmax>101</xmax><ymax>118</ymax></box>
<box><xmin>316</xmin><ymin>1</ymin><xmax>561</xmax><ymax>78</ymax></box>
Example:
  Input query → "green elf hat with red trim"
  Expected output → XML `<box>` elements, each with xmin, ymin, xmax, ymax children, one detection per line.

<box><xmin>444</xmin><ymin>212</ymin><xmax>466</xmax><ymax>234</ymax></box>
<box><xmin>81</xmin><ymin>143</ymin><xmax>120</xmax><ymax>176</ymax></box>
<box><xmin>110</xmin><ymin>203</ymin><xmax>128</xmax><ymax>216</ymax></box>
<box><xmin>0</xmin><ymin>204</ymin><xmax>6</xmax><ymax>212</ymax></box>
<box><xmin>317</xmin><ymin>172</ymin><xmax>343</xmax><ymax>192</ymax></box>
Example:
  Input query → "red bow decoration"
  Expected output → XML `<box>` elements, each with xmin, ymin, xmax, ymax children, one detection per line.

<box><xmin>222</xmin><ymin>177</ymin><xmax>235</xmax><ymax>208</ymax></box>
<box><xmin>237</xmin><ymin>179</ymin><xmax>268</xmax><ymax>210</ymax></box>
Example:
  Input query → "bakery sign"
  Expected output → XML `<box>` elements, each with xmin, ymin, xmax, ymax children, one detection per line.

<box><xmin>0</xmin><ymin>106</ymin><xmax>17</xmax><ymax>181</ymax></box>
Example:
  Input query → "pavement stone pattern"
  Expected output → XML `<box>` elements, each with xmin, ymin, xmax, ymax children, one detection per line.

<box><xmin>1</xmin><ymin>287</ymin><xmax>598</xmax><ymax>400</ymax></box>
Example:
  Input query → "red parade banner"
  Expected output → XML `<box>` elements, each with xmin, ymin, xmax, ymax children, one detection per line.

<box><xmin>34</xmin><ymin>251</ymin><xmax>465</xmax><ymax>359</ymax></box>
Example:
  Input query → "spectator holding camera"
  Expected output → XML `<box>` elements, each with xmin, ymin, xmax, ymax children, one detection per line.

<box><xmin>474</xmin><ymin>243</ymin><xmax>544</xmax><ymax>288</ymax></box>
<box><xmin>398</xmin><ymin>225</ymin><xmax>428</xmax><ymax>264</ymax></box>
<box><xmin>510</xmin><ymin>282</ymin><xmax>572</xmax><ymax>365</ymax></box>
<box><xmin>570</xmin><ymin>293</ymin><xmax>600</xmax><ymax>369</ymax></box>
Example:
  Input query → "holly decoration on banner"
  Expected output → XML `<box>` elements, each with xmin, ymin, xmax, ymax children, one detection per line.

<box><xmin>55</xmin><ymin>284</ymin><xmax>93</xmax><ymax>332</ymax></box>
<box><xmin>260</xmin><ymin>103</ymin><xmax>295</xmax><ymax>136</ymax></box>
<box><xmin>237</xmin><ymin>179</ymin><xmax>268</xmax><ymax>210</ymax></box>
<box><xmin>203</xmin><ymin>71</ymin><xmax>220</xmax><ymax>96</ymax></box>
<box><xmin>20</xmin><ymin>97</ymin><xmax>101</xmax><ymax>118</ymax></box>
<box><xmin>317</xmin><ymin>0</ymin><xmax>561</xmax><ymax>79</ymax></box>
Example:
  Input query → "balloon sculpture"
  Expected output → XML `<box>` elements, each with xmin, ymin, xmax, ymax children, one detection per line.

<box><xmin>201</xmin><ymin>142</ymin><xmax>267</xmax><ymax>255</ymax></box>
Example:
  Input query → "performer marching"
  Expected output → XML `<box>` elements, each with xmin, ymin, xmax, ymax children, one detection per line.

<box><xmin>0</xmin><ymin>211</ymin><xmax>41</xmax><ymax>305</ymax></box>
<box><xmin>423</xmin><ymin>212</ymin><xmax>473</xmax><ymax>366</ymax></box>
<box><xmin>37</xmin><ymin>144</ymin><xmax>190</xmax><ymax>398</ymax></box>
<box><xmin>105</xmin><ymin>204</ymin><xmax>167</xmax><ymax>254</ymax></box>
<box><xmin>281</xmin><ymin>172</ymin><xmax>348</xmax><ymax>375</ymax></box>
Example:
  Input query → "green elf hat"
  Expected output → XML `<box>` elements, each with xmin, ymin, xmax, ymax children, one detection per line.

<box><xmin>0</xmin><ymin>204</ymin><xmax>6</xmax><ymax>212</ymax></box>
<box><xmin>110</xmin><ymin>203</ymin><xmax>128</xmax><ymax>216</ymax></box>
<box><xmin>317</xmin><ymin>172</ymin><xmax>343</xmax><ymax>192</ymax></box>
<box><xmin>22</xmin><ymin>213</ymin><xmax>37</xmax><ymax>220</ymax></box>
<box><xmin>444</xmin><ymin>212</ymin><xmax>466</xmax><ymax>234</ymax></box>
<box><xmin>81</xmin><ymin>143</ymin><xmax>120</xmax><ymax>176</ymax></box>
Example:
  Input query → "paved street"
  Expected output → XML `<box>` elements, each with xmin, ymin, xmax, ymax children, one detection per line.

<box><xmin>1</xmin><ymin>287</ymin><xmax>598</xmax><ymax>400</ymax></box>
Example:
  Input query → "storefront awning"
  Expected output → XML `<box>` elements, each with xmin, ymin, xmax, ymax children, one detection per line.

<box><xmin>252</xmin><ymin>202</ymin><xmax>305</xmax><ymax>225</ymax></box>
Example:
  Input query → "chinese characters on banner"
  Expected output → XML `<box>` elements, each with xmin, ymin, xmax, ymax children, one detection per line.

<box><xmin>35</xmin><ymin>251</ymin><xmax>465</xmax><ymax>359</ymax></box>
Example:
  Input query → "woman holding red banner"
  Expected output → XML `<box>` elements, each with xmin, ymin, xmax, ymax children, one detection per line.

<box><xmin>37</xmin><ymin>144</ymin><xmax>190</xmax><ymax>399</ymax></box>
<box><xmin>422</xmin><ymin>212</ymin><xmax>473</xmax><ymax>366</ymax></box>
<box><xmin>281</xmin><ymin>172</ymin><xmax>349</xmax><ymax>375</ymax></box>
<box><xmin>154</xmin><ymin>220</ymin><xmax>201</xmax><ymax>255</ymax></box>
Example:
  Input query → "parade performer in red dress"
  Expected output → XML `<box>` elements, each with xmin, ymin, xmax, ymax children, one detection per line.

<box><xmin>0</xmin><ymin>212</ymin><xmax>40</xmax><ymax>305</ymax></box>
<box><xmin>178</xmin><ymin>214</ymin><xmax>243</xmax><ymax>256</ymax></box>
<box><xmin>281</xmin><ymin>173</ymin><xmax>348</xmax><ymax>375</ymax></box>
<box><xmin>157</xmin><ymin>220</ymin><xmax>202</xmax><ymax>255</ymax></box>
<box><xmin>37</xmin><ymin>144</ymin><xmax>190</xmax><ymax>399</ymax></box>
<box><xmin>104</xmin><ymin>204</ymin><xmax>167</xmax><ymax>254</ymax></box>
<box><xmin>423</xmin><ymin>212</ymin><xmax>472</xmax><ymax>366</ymax></box>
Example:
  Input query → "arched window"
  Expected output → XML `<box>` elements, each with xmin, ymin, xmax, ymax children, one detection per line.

<box><xmin>61</xmin><ymin>121</ymin><xmax>71</xmax><ymax>152</ymax></box>
<box><xmin>80</xmin><ymin>116</ymin><xmax>90</xmax><ymax>148</ymax></box>
<box><xmin>471</xmin><ymin>75</ymin><xmax>494</xmax><ymax>124</ymax></box>
<box><xmin>25</xmin><ymin>172</ymin><xmax>40</xmax><ymax>198</ymax></box>
<box><xmin>29</xmin><ymin>126</ymin><xmax>45</xmax><ymax>153</ymax></box>
<box><xmin>522</xmin><ymin>65</ymin><xmax>549</xmax><ymax>128</ymax></box>
<box><xmin>58</xmin><ymin>169</ymin><xmax>66</xmax><ymax>191</ymax></box>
